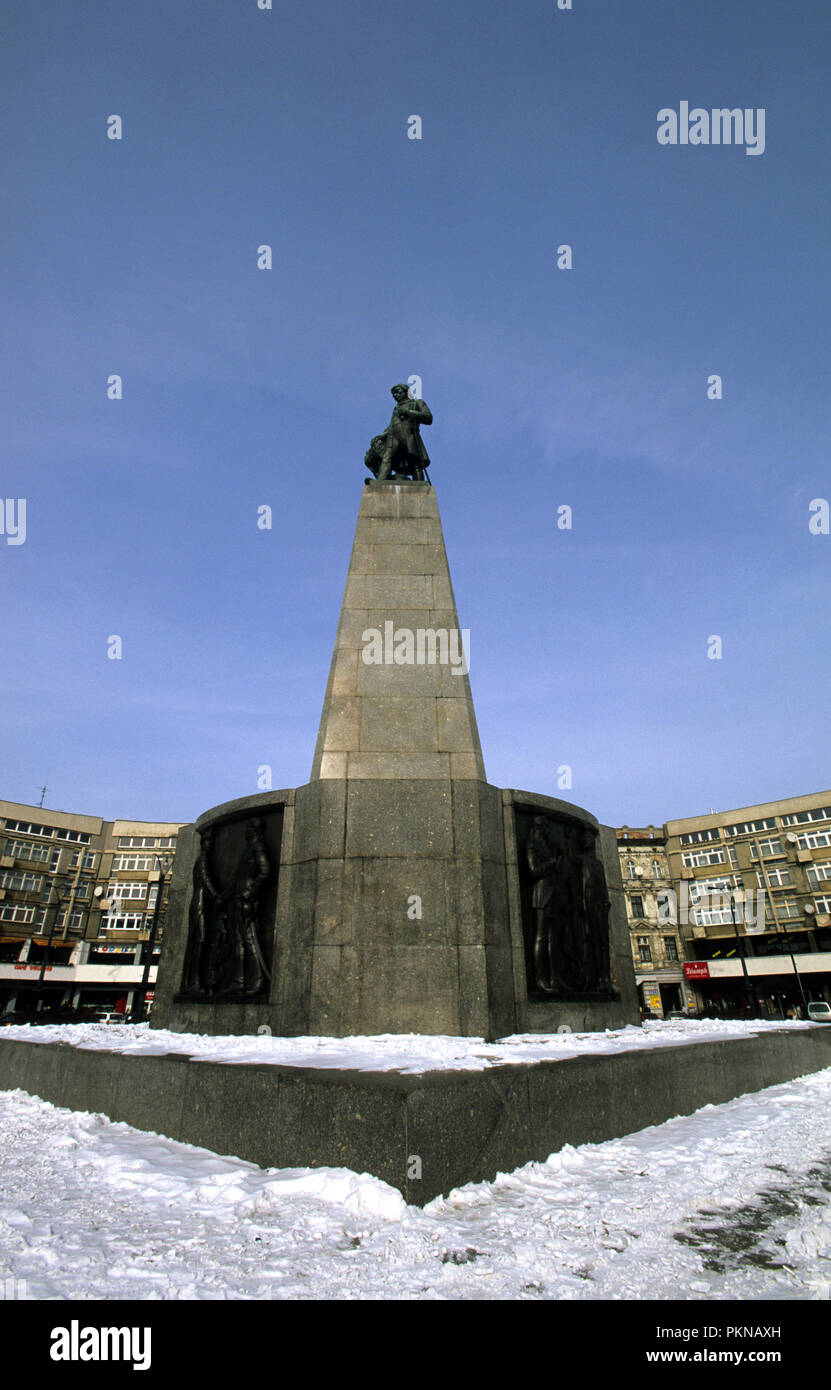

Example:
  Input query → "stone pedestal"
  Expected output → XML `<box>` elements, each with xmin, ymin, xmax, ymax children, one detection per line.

<box><xmin>151</xmin><ymin>483</ymin><xmax>639</xmax><ymax>1038</ymax></box>
<box><xmin>279</xmin><ymin>481</ymin><xmax>514</xmax><ymax>1036</ymax></box>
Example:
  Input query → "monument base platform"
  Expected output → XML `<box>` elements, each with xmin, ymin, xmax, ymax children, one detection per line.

<box><xmin>1</xmin><ymin>1028</ymin><xmax>829</xmax><ymax>1205</ymax></box>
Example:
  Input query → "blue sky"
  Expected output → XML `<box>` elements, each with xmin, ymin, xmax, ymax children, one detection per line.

<box><xmin>2</xmin><ymin>0</ymin><xmax>830</xmax><ymax>827</ymax></box>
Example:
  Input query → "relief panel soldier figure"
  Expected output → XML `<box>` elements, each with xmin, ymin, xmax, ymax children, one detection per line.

<box><xmin>183</xmin><ymin>827</ymin><xmax>221</xmax><ymax>994</ymax></box>
<box><xmin>181</xmin><ymin>816</ymin><xmax>275</xmax><ymax>999</ymax></box>
<box><xmin>222</xmin><ymin>817</ymin><xmax>272</xmax><ymax>998</ymax></box>
<box><xmin>526</xmin><ymin>815</ymin><xmax>561</xmax><ymax>994</ymax></box>
<box><xmin>524</xmin><ymin>813</ymin><xmax>614</xmax><ymax>997</ymax></box>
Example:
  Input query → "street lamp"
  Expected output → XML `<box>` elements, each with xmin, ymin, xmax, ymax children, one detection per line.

<box><xmin>728</xmin><ymin>889</ymin><xmax>756</xmax><ymax>1016</ymax></box>
<box><xmin>133</xmin><ymin>856</ymin><xmax>171</xmax><ymax>1023</ymax></box>
<box><xmin>785</xmin><ymin>904</ymin><xmax>814</xmax><ymax>1014</ymax></box>
<box><xmin>35</xmin><ymin>881</ymin><xmax>63</xmax><ymax>1010</ymax></box>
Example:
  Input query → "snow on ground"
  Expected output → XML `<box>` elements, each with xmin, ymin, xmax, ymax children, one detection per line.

<box><xmin>0</xmin><ymin>1016</ymin><xmax>816</xmax><ymax>1073</ymax></box>
<box><xmin>1</xmin><ymin>1066</ymin><xmax>830</xmax><ymax>1300</ymax></box>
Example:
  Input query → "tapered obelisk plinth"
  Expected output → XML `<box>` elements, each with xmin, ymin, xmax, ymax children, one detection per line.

<box><xmin>271</xmin><ymin>482</ymin><xmax>519</xmax><ymax>1037</ymax></box>
<box><xmin>311</xmin><ymin>482</ymin><xmax>485</xmax><ymax>782</ymax></box>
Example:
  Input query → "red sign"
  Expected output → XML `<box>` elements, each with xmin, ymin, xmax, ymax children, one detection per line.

<box><xmin>684</xmin><ymin>962</ymin><xmax>710</xmax><ymax>980</ymax></box>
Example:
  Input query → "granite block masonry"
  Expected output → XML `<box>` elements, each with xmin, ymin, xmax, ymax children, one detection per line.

<box><xmin>151</xmin><ymin>482</ymin><xmax>640</xmax><ymax>1039</ymax></box>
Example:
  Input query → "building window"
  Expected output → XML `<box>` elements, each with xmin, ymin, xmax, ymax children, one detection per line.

<box><xmin>108</xmin><ymin>881</ymin><xmax>148</xmax><ymax>901</ymax></box>
<box><xmin>724</xmin><ymin>818</ymin><xmax>778</xmax><ymax>837</ymax></box>
<box><xmin>767</xmin><ymin>897</ymin><xmax>802</xmax><ymax>922</ymax></box>
<box><xmin>682</xmin><ymin>848</ymin><xmax>727</xmax><ymax>868</ymax></box>
<box><xmin>0</xmin><ymin>870</ymin><xmax>43</xmax><ymax>893</ymax></box>
<box><xmin>630</xmin><ymin>895</ymin><xmax>645</xmax><ymax>919</ymax></box>
<box><xmin>690</xmin><ymin>875</ymin><xmax>741</xmax><ymax>897</ymax></box>
<box><xmin>0</xmin><ymin>904</ymin><xmax>44</xmax><ymax>924</ymax></box>
<box><xmin>626</xmin><ymin>860</ymin><xmax>637</xmax><ymax>879</ymax></box>
<box><xmin>65</xmin><ymin>883</ymin><xmax>91</xmax><ymax>901</ymax></box>
<box><xmin>652</xmin><ymin>859</ymin><xmax>663</xmax><ymax>878</ymax></box>
<box><xmin>637</xmin><ymin>937</ymin><xmax>652</xmax><ymax>964</ymax></box>
<box><xmin>69</xmin><ymin>850</ymin><xmax>97</xmax><ymax>870</ymax></box>
<box><xmin>98</xmin><ymin>913</ymin><xmax>146</xmax><ymax>932</ymax></box>
<box><xmin>750</xmin><ymin>838</ymin><xmax>784</xmax><ymax>860</ymax></box>
<box><xmin>691</xmin><ymin>906</ymin><xmax>736</xmax><ymax>927</ymax></box>
<box><xmin>781</xmin><ymin>806</ymin><xmax>831</xmax><ymax>826</ymax></box>
<box><xmin>807</xmin><ymin>863</ymin><xmax>831</xmax><ymax>886</ymax></box>
<box><xmin>116</xmin><ymin>835</ymin><xmax>177</xmax><ymax>850</ymax></box>
<box><xmin>757</xmin><ymin>865</ymin><xmax>792</xmax><ymax>888</ymax></box>
<box><xmin>664</xmin><ymin>937</ymin><xmax>679</xmax><ymax>961</ymax></box>
<box><xmin>111</xmin><ymin>854</ymin><xmax>155</xmax><ymax>872</ymax></box>
<box><xmin>4</xmin><ymin>838</ymin><xmax>51</xmax><ymax>864</ymax></box>
<box><xmin>58</xmin><ymin>910</ymin><xmax>85</xmax><ymax>930</ymax></box>
<box><xmin>680</xmin><ymin>829</ymin><xmax>721</xmax><ymax>845</ymax></box>
<box><xmin>796</xmin><ymin>830</ymin><xmax>831</xmax><ymax>851</ymax></box>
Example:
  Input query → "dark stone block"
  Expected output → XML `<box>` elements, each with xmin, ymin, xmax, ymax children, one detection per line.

<box><xmin>345</xmin><ymin>780</ymin><xmax>454</xmax><ymax>858</ymax></box>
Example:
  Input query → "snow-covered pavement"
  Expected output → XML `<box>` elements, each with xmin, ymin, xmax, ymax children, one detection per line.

<box><xmin>0</xmin><ymin>1015</ymin><xmax>816</xmax><ymax>1072</ymax></box>
<box><xmin>1</xmin><ymin>1064</ymin><xmax>830</xmax><ymax>1300</ymax></box>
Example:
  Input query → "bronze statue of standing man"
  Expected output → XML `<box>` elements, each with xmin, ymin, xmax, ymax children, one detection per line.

<box><xmin>365</xmin><ymin>384</ymin><xmax>433</xmax><ymax>482</ymax></box>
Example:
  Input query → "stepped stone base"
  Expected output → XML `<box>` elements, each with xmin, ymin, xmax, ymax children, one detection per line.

<box><xmin>1</xmin><ymin>1028</ymin><xmax>828</xmax><ymax>1205</ymax></box>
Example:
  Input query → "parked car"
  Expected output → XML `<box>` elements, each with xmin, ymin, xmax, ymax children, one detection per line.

<box><xmin>807</xmin><ymin>1001</ymin><xmax>831</xmax><ymax>1023</ymax></box>
<box><xmin>93</xmin><ymin>1011</ymin><xmax>133</xmax><ymax>1025</ymax></box>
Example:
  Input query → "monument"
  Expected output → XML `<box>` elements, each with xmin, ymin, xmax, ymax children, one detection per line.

<box><xmin>5</xmin><ymin>387</ymin><xmax>830</xmax><ymax>1204</ymax></box>
<box><xmin>151</xmin><ymin>388</ymin><xmax>640</xmax><ymax>1038</ymax></box>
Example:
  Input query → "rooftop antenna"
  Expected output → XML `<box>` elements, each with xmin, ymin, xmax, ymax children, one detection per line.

<box><xmin>37</xmin><ymin>785</ymin><xmax>47</xmax><ymax>808</ymax></box>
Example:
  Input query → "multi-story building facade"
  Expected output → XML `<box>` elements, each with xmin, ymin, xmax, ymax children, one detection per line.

<box><xmin>0</xmin><ymin>799</ymin><xmax>182</xmax><ymax>1019</ymax></box>
<box><xmin>665</xmin><ymin>792</ymin><xmax>831</xmax><ymax>1020</ymax></box>
<box><xmin>616</xmin><ymin>826</ymin><xmax>699</xmax><ymax>1017</ymax></box>
<box><xmin>618</xmin><ymin>792</ymin><xmax>831</xmax><ymax>1019</ymax></box>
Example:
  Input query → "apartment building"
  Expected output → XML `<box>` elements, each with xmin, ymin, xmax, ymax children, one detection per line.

<box><xmin>0</xmin><ymin>799</ymin><xmax>182</xmax><ymax>1019</ymax></box>
<box><xmin>617</xmin><ymin>792</ymin><xmax>831</xmax><ymax>1019</ymax></box>
<box><xmin>665</xmin><ymin>792</ymin><xmax>831</xmax><ymax>1019</ymax></box>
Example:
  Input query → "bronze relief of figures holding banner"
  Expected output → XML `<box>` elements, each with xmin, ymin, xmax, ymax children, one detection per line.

<box><xmin>182</xmin><ymin>815</ymin><xmax>275</xmax><ymax>1000</ymax></box>
<box><xmin>524</xmin><ymin>813</ymin><xmax>613</xmax><ymax>997</ymax></box>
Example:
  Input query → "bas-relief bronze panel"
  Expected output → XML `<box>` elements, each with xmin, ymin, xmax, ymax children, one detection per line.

<box><xmin>179</xmin><ymin>808</ymin><xmax>284</xmax><ymax>1002</ymax></box>
<box><xmin>514</xmin><ymin>807</ymin><xmax>613</xmax><ymax>1001</ymax></box>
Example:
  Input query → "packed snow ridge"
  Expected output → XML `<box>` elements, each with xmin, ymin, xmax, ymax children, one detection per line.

<box><xmin>0</xmin><ymin>1016</ymin><xmax>814</xmax><ymax>1074</ymax></box>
